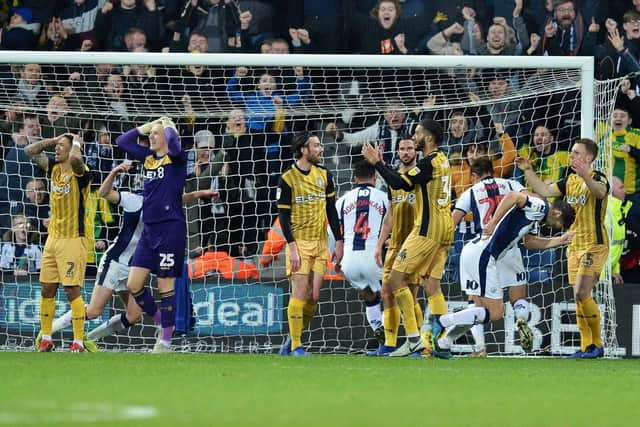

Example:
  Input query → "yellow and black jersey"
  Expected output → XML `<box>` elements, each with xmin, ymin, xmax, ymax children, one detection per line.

<box><xmin>46</xmin><ymin>157</ymin><xmax>92</xmax><ymax>239</ymax></box>
<box><xmin>277</xmin><ymin>163</ymin><xmax>335</xmax><ymax>241</ymax></box>
<box><xmin>554</xmin><ymin>169</ymin><xmax>609</xmax><ymax>251</ymax></box>
<box><xmin>376</xmin><ymin>150</ymin><xmax>454</xmax><ymax>244</ymax></box>
<box><xmin>387</xmin><ymin>185</ymin><xmax>415</xmax><ymax>249</ymax></box>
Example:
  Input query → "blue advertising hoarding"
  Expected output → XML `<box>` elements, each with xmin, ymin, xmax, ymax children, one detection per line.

<box><xmin>0</xmin><ymin>280</ymin><xmax>283</xmax><ymax>336</ymax></box>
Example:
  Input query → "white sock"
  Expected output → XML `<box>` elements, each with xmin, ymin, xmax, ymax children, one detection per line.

<box><xmin>439</xmin><ymin>307</ymin><xmax>487</xmax><ymax>328</ymax></box>
<box><xmin>365</xmin><ymin>301</ymin><xmax>383</xmax><ymax>331</ymax></box>
<box><xmin>73</xmin><ymin>339</ymin><xmax>84</xmax><ymax>347</ymax></box>
<box><xmin>513</xmin><ymin>299</ymin><xmax>529</xmax><ymax>321</ymax></box>
<box><xmin>87</xmin><ymin>314</ymin><xmax>127</xmax><ymax>340</ymax></box>
<box><xmin>470</xmin><ymin>324</ymin><xmax>486</xmax><ymax>352</ymax></box>
<box><xmin>51</xmin><ymin>310</ymin><xmax>73</xmax><ymax>335</ymax></box>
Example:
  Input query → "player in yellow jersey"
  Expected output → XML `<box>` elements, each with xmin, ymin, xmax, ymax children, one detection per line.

<box><xmin>25</xmin><ymin>133</ymin><xmax>92</xmax><ymax>352</ymax></box>
<box><xmin>369</xmin><ymin>136</ymin><xmax>424</xmax><ymax>356</ymax></box>
<box><xmin>277</xmin><ymin>132</ymin><xmax>344</xmax><ymax>356</ymax></box>
<box><xmin>516</xmin><ymin>138</ymin><xmax>609</xmax><ymax>359</ymax></box>
<box><xmin>363</xmin><ymin>118</ymin><xmax>454</xmax><ymax>358</ymax></box>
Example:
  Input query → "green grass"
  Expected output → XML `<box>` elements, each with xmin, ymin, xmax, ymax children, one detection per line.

<box><xmin>1</xmin><ymin>353</ymin><xmax>639</xmax><ymax>426</ymax></box>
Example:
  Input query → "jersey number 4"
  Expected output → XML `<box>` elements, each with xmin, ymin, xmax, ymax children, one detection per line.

<box><xmin>354</xmin><ymin>212</ymin><xmax>371</xmax><ymax>240</ymax></box>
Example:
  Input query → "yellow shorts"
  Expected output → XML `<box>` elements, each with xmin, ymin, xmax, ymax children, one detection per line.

<box><xmin>567</xmin><ymin>244</ymin><xmax>608</xmax><ymax>285</ymax></box>
<box><xmin>286</xmin><ymin>239</ymin><xmax>327</xmax><ymax>277</ymax></box>
<box><xmin>40</xmin><ymin>237</ymin><xmax>87</xmax><ymax>286</ymax></box>
<box><xmin>392</xmin><ymin>233</ymin><xmax>450</xmax><ymax>280</ymax></box>
<box><xmin>383</xmin><ymin>246</ymin><xmax>420</xmax><ymax>285</ymax></box>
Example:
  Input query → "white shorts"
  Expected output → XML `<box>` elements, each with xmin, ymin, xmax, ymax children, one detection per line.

<box><xmin>96</xmin><ymin>257</ymin><xmax>130</xmax><ymax>293</ymax></box>
<box><xmin>460</xmin><ymin>238</ymin><xmax>526</xmax><ymax>300</ymax></box>
<box><xmin>341</xmin><ymin>250</ymin><xmax>381</xmax><ymax>292</ymax></box>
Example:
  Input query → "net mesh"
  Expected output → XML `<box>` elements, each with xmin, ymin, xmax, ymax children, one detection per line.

<box><xmin>0</xmin><ymin>56</ymin><xmax>617</xmax><ymax>356</ymax></box>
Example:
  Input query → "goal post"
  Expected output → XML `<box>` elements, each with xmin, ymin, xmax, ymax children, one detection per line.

<box><xmin>0</xmin><ymin>51</ymin><xmax>619</xmax><ymax>356</ymax></box>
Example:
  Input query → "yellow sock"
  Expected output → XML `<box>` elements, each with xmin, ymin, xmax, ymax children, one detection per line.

<box><xmin>40</xmin><ymin>297</ymin><xmax>55</xmax><ymax>336</ymax></box>
<box><xmin>581</xmin><ymin>297</ymin><xmax>602</xmax><ymax>348</ymax></box>
<box><xmin>288</xmin><ymin>298</ymin><xmax>306</xmax><ymax>349</ymax></box>
<box><xmin>428</xmin><ymin>293</ymin><xmax>447</xmax><ymax>316</ymax></box>
<box><xmin>302</xmin><ymin>301</ymin><xmax>317</xmax><ymax>329</ymax></box>
<box><xmin>393</xmin><ymin>287</ymin><xmax>419</xmax><ymax>335</ymax></box>
<box><xmin>70</xmin><ymin>296</ymin><xmax>85</xmax><ymax>342</ymax></box>
<box><xmin>414</xmin><ymin>302</ymin><xmax>423</xmax><ymax>331</ymax></box>
<box><xmin>384</xmin><ymin>305</ymin><xmax>400</xmax><ymax>347</ymax></box>
<box><xmin>576</xmin><ymin>302</ymin><xmax>592</xmax><ymax>351</ymax></box>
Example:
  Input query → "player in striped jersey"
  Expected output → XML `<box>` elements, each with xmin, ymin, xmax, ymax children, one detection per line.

<box><xmin>516</xmin><ymin>138</ymin><xmax>609</xmax><ymax>359</ymax></box>
<box><xmin>433</xmin><ymin>191</ymin><xmax>576</xmax><ymax>356</ymax></box>
<box><xmin>453</xmin><ymin>158</ymin><xmax>531</xmax><ymax>355</ymax></box>
<box><xmin>278</xmin><ymin>132</ymin><xmax>343</xmax><ymax>356</ymax></box>
<box><xmin>337</xmin><ymin>161</ymin><xmax>389</xmax><ymax>343</ymax></box>
<box><xmin>369</xmin><ymin>136</ymin><xmax>424</xmax><ymax>356</ymax></box>
<box><xmin>362</xmin><ymin>118</ymin><xmax>454</xmax><ymax>358</ymax></box>
<box><xmin>25</xmin><ymin>133</ymin><xmax>92</xmax><ymax>352</ymax></box>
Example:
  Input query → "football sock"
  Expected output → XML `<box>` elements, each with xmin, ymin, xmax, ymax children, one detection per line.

<box><xmin>470</xmin><ymin>324</ymin><xmax>486</xmax><ymax>352</ymax></box>
<box><xmin>288</xmin><ymin>298</ymin><xmax>305</xmax><ymax>349</ymax></box>
<box><xmin>87</xmin><ymin>313</ymin><xmax>129</xmax><ymax>340</ymax></box>
<box><xmin>159</xmin><ymin>290</ymin><xmax>176</xmax><ymax>342</ymax></box>
<box><xmin>70</xmin><ymin>296</ymin><xmax>86</xmax><ymax>342</ymax></box>
<box><xmin>51</xmin><ymin>309</ymin><xmax>73</xmax><ymax>335</ymax></box>
<box><xmin>133</xmin><ymin>287</ymin><xmax>158</xmax><ymax>318</ymax></box>
<box><xmin>393</xmin><ymin>287</ymin><xmax>419</xmax><ymax>337</ymax></box>
<box><xmin>428</xmin><ymin>293</ymin><xmax>447</xmax><ymax>316</ymax></box>
<box><xmin>40</xmin><ymin>297</ymin><xmax>55</xmax><ymax>337</ymax></box>
<box><xmin>575</xmin><ymin>301</ymin><xmax>592</xmax><ymax>351</ymax></box>
<box><xmin>302</xmin><ymin>301</ymin><xmax>317</xmax><ymax>329</ymax></box>
<box><xmin>384</xmin><ymin>305</ymin><xmax>400</xmax><ymax>347</ymax></box>
<box><xmin>439</xmin><ymin>306</ymin><xmax>488</xmax><ymax>328</ymax></box>
<box><xmin>364</xmin><ymin>294</ymin><xmax>383</xmax><ymax>331</ymax></box>
<box><xmin>513</xmin><ymin>299</ymin><xmax>529</xmax><ymax>321</ymax></box>
<box><xmin>414</xmin><ymin>302</ymin><xmax>423</xmax><ymax>331</ymax></box>
<box><xmin>581</xmin><ymin>297</ymin><xmax>602</xmax><ymax>348</ymax></box>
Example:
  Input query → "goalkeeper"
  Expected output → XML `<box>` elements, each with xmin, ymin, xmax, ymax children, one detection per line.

<box><xmin>115</xmin><ymin>117</ymin><xmax>187</xmax><ymax>353</ymax></box>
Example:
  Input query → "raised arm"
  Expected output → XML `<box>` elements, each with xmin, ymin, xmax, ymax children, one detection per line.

<box><xmin>181</xmin><ymin>189</ymin><xmax>219</xmax><ymax>204</ymax></box>
<box><xmin>571</xmin><ymin>158</ymin><xmax>608</xmax><ymax>199</ymax></box>
<box><xmin>69</xmin><ymin>134</ymin><xmax>86</xmax><ymax>177</ymax></box>
<box><xmin>24</xmin><ymin>136</ymin><xmax>59</xmax><ymax>171</ymax></box>
<box><xmin>99</xmin><ymin>162</ymin><xmax>132</xmax><ymax>204</ymax></box>
<box><xmin>116</xmin><ymin>128</ymin><xmax>149</xmax><ymax>161</ymax></box>
<box><xmin>515</xmin><ymin>156</ymin><xmax>562</xmax><ymax>198</ymax></box>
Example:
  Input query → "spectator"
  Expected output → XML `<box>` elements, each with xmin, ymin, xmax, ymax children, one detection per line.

<box><xmin>123</xmin><ymin>59</ymin><xmax>167</xmax><ymax>115</ymax></box>
<box><xmin>346</xmin><ymin>0</ymin><xmax>419</xmax><ymax>54</ymax></box>
<box><xmin>516</xmin><ymin>124</ymin><xmax>569</xmax><ymax>188</ymax></box>
<box><xmin>124</xmin><ymin>27</ymin><xmax>148</xmax><ymax>51</ymax></box>
<box><xmin>607</xmin><ymin>176</ymin><xmax>629</xmax><ymax>285</ymax></box>
<box><xmin>226</xmin><ymin>67</ymin><xmax>311</xmax><ymax>132</ymax></box>
<box><xmin>442</xmin><ymin>109</ymin><xmax>484</xmax><ymax>164</ymax></box>
<box><xmin>84</xmin><ymin>122</ymin><xmax>121</xmax><ymax>185</ymax></box>
<box><xmin>540</xmin><ymin>0</ymin><xmax>597</xmax><ymax>56</ymax></box>
<box><xmin>480</xmin><ymin>70</ymin><xmax>522</xmax><ymax>135</ymax></box>
<box><xmin>0</xmin><ymin>214</ymin><xmax>42</xmax><ymax>276</ymax></box>
<box><xmin>168</xmin><ymin>29</ymin><xmax>209</xmax><ymax>52</ymax></box>
<box><xmin>284</xmin><ymin>0</ymin><xmax>343</xmax><ymax>53</ymax></box>
<box><xmin>184</xmin><ymin>129</ymin><xmax>224</xmax><ymax>257</ymax></box>
<box><xmin>94</xmin><ymin>0</ymin><xmax>162</xmax><ymax>51</ymax></box>
<box><xmin>0</xmin><ymin>114</ymin><xmax>45</xmax><ymax>232</ymax></box>
<box><xmin>40</xmin><ymin>94</ymin><xmax>82</xmax><ymax>141</ymax></box>
<box><xmin>177</xmin><ymin>0</ymin><xmax>241</xmax><ymax>53</ymax></box>
<box><xmin>58</xmin><ymin>0</ymin><xmax>100</xmax><ymax>50</ymax></box>
<box><xmin>325</xmin><ymin>98</ymin><xmax>417</xmax><ymax>168</ymax></box>
<box><xmin>595</xmin><ymin>12</ymin><xmax>640</xmax><ymax>80</ymax></box>
<box><xmin>17</xmin><ymin>177</ymin><xmax>49</xmax><ymax>245</ymax></box>
<box><xmin>470</xmin><ymin>11</ymin><xmax>529</xmax><ymax>56</ymax></box>
<box><xmin>0</xmin><ymin>7</ymin><xmax>38</xmax><ymax>50</ymax></box>
<box><xmin>13</xmin><ymin>63</ymin><xmax>51</xmax><ymax>108</ymax></box>
<box><xmin>37</xmin><ymin>17</ymin><xmax>70</xmax><ymax>51</ymax></box>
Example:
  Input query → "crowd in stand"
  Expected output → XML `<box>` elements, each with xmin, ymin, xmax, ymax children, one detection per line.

<box><xmin>1</xmin><ymin>0</ymin><xmax>640</xmax><ymax>283</ymax></box>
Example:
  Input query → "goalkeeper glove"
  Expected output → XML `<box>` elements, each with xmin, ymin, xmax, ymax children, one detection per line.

<box><xmin>136</xmin><ymin>119</ymin><xmax>162</xmax><ymax>135</ymax></box>
<box><xmin>160</xmin><ymin>116</ymin><xmax>178</xmax><ymax>133</ymax></box>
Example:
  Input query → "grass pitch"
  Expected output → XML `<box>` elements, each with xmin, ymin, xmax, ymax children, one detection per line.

<box><xmin>1</xmin><ymin>353</ymin><xmax>638</xmax><ymax>426</ymax></box>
